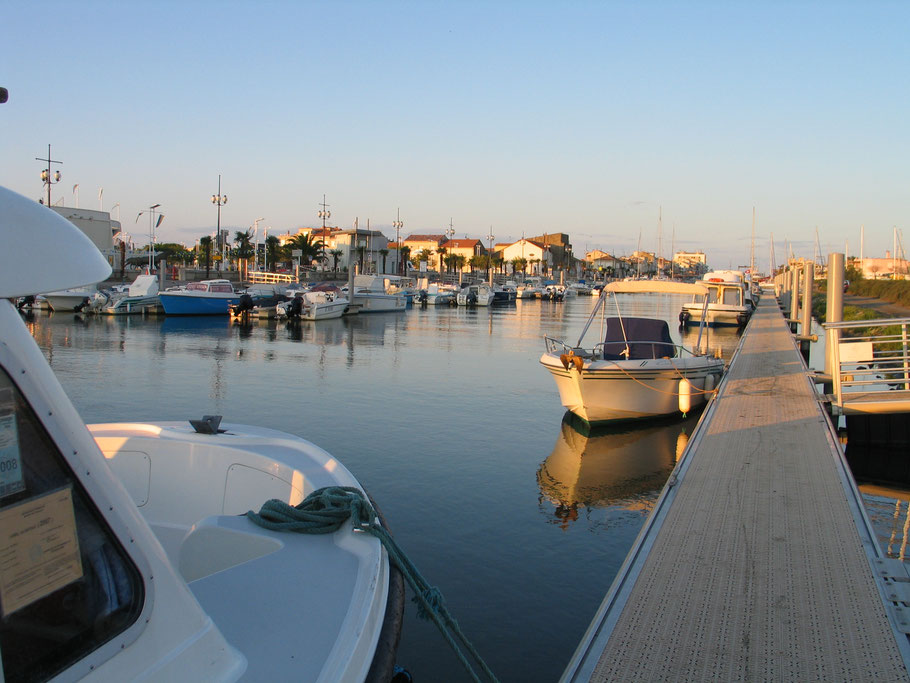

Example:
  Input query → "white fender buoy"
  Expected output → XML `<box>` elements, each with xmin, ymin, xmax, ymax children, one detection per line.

<box><xmin>678</xmin><ymin>378</ymin><xmax>692</xmax><ymax>415</ymax></box>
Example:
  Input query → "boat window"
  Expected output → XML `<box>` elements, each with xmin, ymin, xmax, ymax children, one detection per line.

<box><xmin>0</xmin><ymin>368</ymin><xmax>144</xmax><ymax>681</ymax></box>
<box><xmin>722</xmin><ymin>287</ymin><xmax>740</xmax><ymax>306</ymax></box>
<box><xmin>706</xmin><ymin>286</ymin><xmax>719</xmax><ymax>303</ymax></box>
<box><xmin>187</xmin><ymin>282</ymin><xmax>207</xmax><ymax>291</ymax></box>
<box><xmin>211</xmin><ymin>284</ymin><xmax>233</xmax><ymax>293</ymax></box>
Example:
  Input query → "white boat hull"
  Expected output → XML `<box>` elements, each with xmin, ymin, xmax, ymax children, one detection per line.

<box><xmin>681</xmin><ymin>302</ymin><xmax>749</xmax><ymax>327</ymax></box>
<box><xmin>300</xmin><ymin>296</ymin><xmax>349</xmax><ymax>320</ymax></box>
<box><xmin>45</xmin><ymin>289</ymin><xmax>95</xmax><ymax>311</ymax></box>
<box><xmin>352</xmin><ymin>292</ymin><xmax>406</xmax><ymax>313</ymax></box>
<box><xmin>540</xmin><ymin>353</ymin><xmax>723</xmax><ymax>423</ymax></box>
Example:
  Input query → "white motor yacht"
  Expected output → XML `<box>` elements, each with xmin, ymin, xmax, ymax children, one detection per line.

<box><xmin>679</xmin><ymin>270</ymin><xmax>754</xmax><ymax>327</ymax></box>
<box><xmin>540</xmin><ymin>280</ymin><xmax>725</xmax><ymax>423</ymax></box>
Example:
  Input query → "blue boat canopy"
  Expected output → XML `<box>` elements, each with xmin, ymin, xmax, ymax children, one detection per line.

<box><xmin>602</xmin><ymin>317</ymin><xmax>675</xmax><ymax>360</ymax></box>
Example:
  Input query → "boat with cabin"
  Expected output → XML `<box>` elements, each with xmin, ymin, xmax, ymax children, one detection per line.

<box><xmin>349</xmin><ymin>275</ymin><xmax>407</xmax><ymax>313</ymax></box>
<box><xmin>276</xmin><ymin>287</ymin><xmax>350</xmax><ymax>320</ymax></box>
<box><xmin>540</xmin><ymin>280</ymin><xmax>725</xmax><ymax>423</ymax></box>
<box><xmin>0</xmin><ymin>185</ymin><xmax>403</xmax><ymax>681</ymax></box>
<box><xmin>679</xmin><ymin>270</ymin><xmax>754</xmax><ymax>327</ymax></box>
<box><xmin>95</xmin><ymin>273</ymin><xmax>161</xmax><ymax>315</ymax></box>
<box><xmin>158</xmin><ymin>279</ymin><xmax>240</xmax><ymax>315</ymax></box>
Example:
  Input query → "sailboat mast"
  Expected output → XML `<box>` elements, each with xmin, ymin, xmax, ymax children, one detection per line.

<box><xmin>750</xmin><ymin>207</ymin><xmax>755</xmax><ymax>277</ymax></box>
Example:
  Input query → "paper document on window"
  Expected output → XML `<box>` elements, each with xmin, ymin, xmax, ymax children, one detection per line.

<box><xmin>0</xmin><ymin>412</ymin><xmax>24</xmax><ymax>499</ymax></box>
<box><xmin>0</xmin><ymin>487</ymin><xmax>83</xmax><ymax>615</ymax></box>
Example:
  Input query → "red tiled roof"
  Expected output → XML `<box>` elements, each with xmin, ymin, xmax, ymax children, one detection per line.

<box><xmin>442</xmin><ymin>239</ymin><xmax>480</xmax><ymax>248</ymax></box>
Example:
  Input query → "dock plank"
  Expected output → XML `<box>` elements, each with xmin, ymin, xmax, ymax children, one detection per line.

<box><xmin>567</xmin><ymin>296</ymin><xmax>910</xmax><ymax>682</ymax></box>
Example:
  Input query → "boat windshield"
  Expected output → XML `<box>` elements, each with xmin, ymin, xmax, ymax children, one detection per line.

<box><xmin>0</xmin><ymin>369</ymin><xmax>144</xmax><ymax>680</ymax></box>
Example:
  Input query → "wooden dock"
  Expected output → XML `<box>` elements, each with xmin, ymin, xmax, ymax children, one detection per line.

<box><xmin>563</xmin><ymin>295</ymin><xmax>910</xmax><ymax>681</ymax></box>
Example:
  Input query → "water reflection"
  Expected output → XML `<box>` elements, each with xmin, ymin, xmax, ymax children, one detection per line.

<box><xmin>537</xmin><ymin>412</ymin><xmax>694</xmax><ymax>529</ymax></box>
<box><xmin>860</xmin><ymin>483</ymin><xmax>910</xmax><ymax>561</ymax></box>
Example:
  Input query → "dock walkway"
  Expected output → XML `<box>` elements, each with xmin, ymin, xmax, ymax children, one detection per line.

<box><xmin>564</xmin><ymin>295</ymin><xmax>910</xmax><ymax>681</ymax></box>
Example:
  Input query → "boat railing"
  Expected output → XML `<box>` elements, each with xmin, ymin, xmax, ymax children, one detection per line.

<box><xmin>544</xmin><ymin>336</ymin><xmax>573</xmax><ymax>355</ymax></box>
<box><xmin>546</xmin><ymin>336</ymin><xmax>705</xmax><ymax>361</ymax></box>
<box><xmin>824</xmin><ymin>317</ymin><xmax>910</xmax><ymax>409</ymax></box>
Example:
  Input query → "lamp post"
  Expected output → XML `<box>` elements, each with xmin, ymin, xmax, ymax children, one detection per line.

<box><xmin>318</xmin><ymin>194</ymin><xmax>331</xmax><ymax>271</ymax></box>
<box><xmin>136</xmin><ymin>204</ymin><xmax>163</xmax><ymax>273</ymax></box>
<box><xmin>393</xmin><ymin>208</ymin><xmax>404</xmax><ymax>275</ymax></box>
<box><xmin>444</xmin><ymin>219</ymin><xmax>456</xmax><ymax>278</ymax></box>
<box><xmin>36</xmin><ymin>144</ymin><xmax>62</xmax><ymax>206</ymax></box>
<box><xmin>253</xmin><ymin>217</ymin><xmax>264</xmax><ymax>271</ymax></box>
<box><xmin>487</xmin><ymin>229</ymin><xmax>495</xmax><ymax>285</ymax></box>
<box><xmin>211</xmin><ymin>175</ymin><xmax>227</xmax><ymax>271</ymax></box>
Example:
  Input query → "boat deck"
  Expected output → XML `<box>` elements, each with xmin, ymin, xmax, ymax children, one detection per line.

<box><xmin>564</xmin><ymin>296</ymin><xmax>910</xmax><ymax>681</ymax></box>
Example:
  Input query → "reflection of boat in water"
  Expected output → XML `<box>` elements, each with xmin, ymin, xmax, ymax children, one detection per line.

<box><xmin>537</xmin><ymin>412</ymin><xmax>693</xmax><ymax>528</ymax></box>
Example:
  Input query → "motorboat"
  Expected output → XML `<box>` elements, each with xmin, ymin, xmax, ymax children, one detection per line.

<box><xmin>95</xmin><ymin>273</ymin><xmax>161</xmax><ymax>315</ymax></box>
<box><xmin>540</xmin><ymin>279</ymin><xmax>725</xmax><ymax>423</ymax></box>
<box><xmin>44</xmin><ymin>286</ymin><xmax>97</xmax><ymax>312</ymax></box>
<box><xmin>349</xmin><ymin>275</ymin><xmax>407</xmax><ymax>313</ymax></box>
<box><xmin>276</xmin><ymin>288</ymin><xmax>350</xmax><ymax>320</ymax></box>
<box><xmin>416</xmin><ymin>283</ymin><xmax>458</xmax><ymax>306</ymax></box>
<box><xmin>516</xmin><ymin>278</ymin><xmax>543</xmax><ymax>299</ymax></box>
<box><xmin>158</xmin><ymin>279</ymin><xmax>240</xmax><ymax>315</ymax></box>
<box><xmin>0</xmin><ymin>186</ymin><xmax>403</xmax><ymax>681</ymax></box>
<box><xmin>230</xmin><ymin>283</ymin><xmax>290</xmax><ymax>320</ymax></box>
<box><xmin>679</xmin><ymin>270</ymin><xmax>754</xmax><ymax>327</ymax></box>
<box><xmin>456</xmin><ymin>282</ymin><xmax>496</xmax><ymax>306</ymax></box>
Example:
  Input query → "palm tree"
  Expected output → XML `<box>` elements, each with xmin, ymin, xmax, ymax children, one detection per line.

<box><xmin>511</xmin><ymin>257</ymin><xmax>528</xmax><ymax>276</ymax></box>
<box><xmin>378</xmin><ymin>248</ymin><xmax>389</xmax><ymax>274</ymax></box>
<box><xmin>529</xmin><ymin>257</ymin><xmax>540</xmax><ymax>275</ymax></box>
<box><xmin>199</xmin><ymin>235</ymin><xmax>212</xmax><ymax>278</ymax></box>
<box><xmin>330</xmin><ymin>249</ymin><xmax>343</xmax><ymax>275</ymax></box>
<box><xmin>454</xmin><ymin>254</ymin><xmax>466</xmax><ymax>273</ymax></box>
<box><xmin>399</xmin><ymin>246</ymin><xmax>411</xmax><ymax>275</ymax></box>
<box><xmin>437</xmin><ymin>247</ymin><xmax>447</xmax><ymax>273</ymax></box>
<box><xmin>417</xmin><ymin>248</ymin><xmax>434</xmax><ymax>270</ymax></box>
<box><xmin>284</xmin><ymin>233</ymin><xmax>324</xmax><ymax>267</ymax></box>
<box><xmin>234</xmin><ymin>230</ymin><xmax>254</xmax><ymax>280</ymax></box>
<box><xmin>469</xmin><ymin>255</ymin><xmax>484</xmax><ymax>274</ymax></box>
<box><xmin>265</xmin><ymin>235</ymin><xmax>281</xmax><ymax>271</ymax></box>
<box><xmin>444</xmin><ymin>253</ymin><xmax>459</xmax><ymax>273</ymax></box>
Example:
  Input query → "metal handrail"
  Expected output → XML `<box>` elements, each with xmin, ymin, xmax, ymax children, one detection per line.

<box><xmin>823</xmin><ymin>318</ymin><xmax>910</xmax><ymax>408</ymax></box>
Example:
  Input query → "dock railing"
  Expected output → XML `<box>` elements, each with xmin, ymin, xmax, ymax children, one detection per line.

<box><xmin>824</xmin><ymin>317</ymin><xmax>910</xmax><ymax>413</ymax></box>
<box><xmin>246</xmin><ymin>271</ymin><xmax>295</xmax><ymax>285</ymax></box>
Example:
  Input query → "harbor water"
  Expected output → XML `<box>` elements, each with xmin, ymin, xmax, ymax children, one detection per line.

<box><xmin>24</xmin><ymin>293</ymin><xmax>880</xmax><ymax>681</ymax></box>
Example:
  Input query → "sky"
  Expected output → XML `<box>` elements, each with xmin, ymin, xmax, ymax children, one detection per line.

<box><xmin>2</xmin><ymin>1</ymin><xmax>907</xmax><ymax>274</ymax></box>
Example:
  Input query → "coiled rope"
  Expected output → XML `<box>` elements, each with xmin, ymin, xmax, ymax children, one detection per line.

<box><xmin>247</xmin><ymin>486</ymin><xmax>499</xmax><ymax>683</ymax></box>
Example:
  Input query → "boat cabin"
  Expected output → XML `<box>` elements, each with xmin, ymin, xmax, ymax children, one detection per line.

<box><xmin>187</xmin><ymin>279</ymin><xmax>234</xmax><ymax>293</ymax></box>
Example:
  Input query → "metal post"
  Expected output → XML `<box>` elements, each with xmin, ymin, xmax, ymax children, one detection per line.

<box><xmin>825</xmin><ymin>253</ymin><xmax>845</xmax><ymax>386</ymax></box>
<box><xmin>800</xmin><ymin>260</ymin><xmax>813</xmax><ymax>362</ymax></box>
<box><xmin>789</xmin><ymin>264</ymin><xmax>799</xmax><ymax>331</ymax></box>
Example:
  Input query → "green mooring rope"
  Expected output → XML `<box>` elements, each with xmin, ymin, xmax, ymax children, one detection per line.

<box><xmin>246</xmin><ymin>486</ymin><xmax>499</xmax><ymax>683</ymax></box>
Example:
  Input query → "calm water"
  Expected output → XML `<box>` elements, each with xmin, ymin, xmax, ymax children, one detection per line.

<box><xmin>24</xmin><ymin>295</ymin><xmax>744</xmax><ymax>681</ymax></box>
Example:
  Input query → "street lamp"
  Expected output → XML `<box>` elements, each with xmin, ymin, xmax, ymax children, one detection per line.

<box><xmin>253</xmin><ymin>217</ymin><xmax>264</xmax><ymax>271</ymax></box>
<box><xmin>36</xmin><ymin>144</ymin><xmax>62</xmax><ymax>206</ymax></box>
<box><xmin>136</xmin><ymin>204</ymin><xmax>163</xmax><ymax>273</ymax></box>
<box><xmin>487</xmin><ymin>229</ymin><xmax>495</xmax><ymax>285</ymax></box>
<box><xmin>211</xmin><ymin>175</ymin><xmax>227</xmax><ymax>270</ymax></box>
<box><xmin>318</xmin><ymin>194</ymin><xmax>331</xmax><ymax>270</ymax></box>
<box><xmin>393</xmin><ymin>208</ymin><xmax>404</xmax><ymax>275</ymax></box>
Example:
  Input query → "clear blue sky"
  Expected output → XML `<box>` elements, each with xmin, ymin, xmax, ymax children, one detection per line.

<box><xmin>2</xmin><ymin>1</ymin><xmax>907</xmax><ymax>273</ymax></box>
